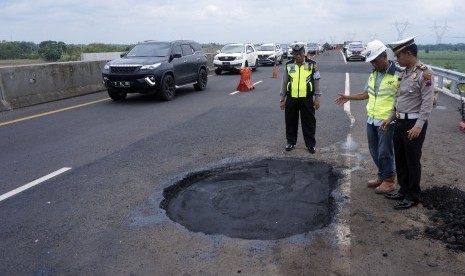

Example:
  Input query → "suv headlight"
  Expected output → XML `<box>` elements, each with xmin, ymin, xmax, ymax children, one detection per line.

<box><xmin>141</xmin><ymin>63</ymin><xmax>161</xmax><ymax>70</ymax></box>
<box><xmin>104</xmin><ymin>64</ymin><xmax>110</xmax><ymax>70</ymax></box>
<box><xmin>214</xmin><ymin>55</ymin><xmax>219</xmax><ymax>60</ymax></box>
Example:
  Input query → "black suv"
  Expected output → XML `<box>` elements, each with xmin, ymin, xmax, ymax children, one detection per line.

<box><xmin>102</xmin><ymin>40</ymin><xmax>208</xmax><ymax>101</ymax></box>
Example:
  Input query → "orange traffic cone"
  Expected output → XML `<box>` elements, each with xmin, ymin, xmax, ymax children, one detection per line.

<box><xmin>236</xmin><ymin>67</ymin><xmax>255</xmax><ymax>92</ymax></box>
<box><xmin>272</xmin><ymin>63</ymin><xmax>278</xmax><ymax>78</ymax></box>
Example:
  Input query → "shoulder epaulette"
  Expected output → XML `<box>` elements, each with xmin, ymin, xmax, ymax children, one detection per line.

<box><xmin>418</xmin><ymin>64</ymin><xmax>427</xmax><ymax>71</ymax></box>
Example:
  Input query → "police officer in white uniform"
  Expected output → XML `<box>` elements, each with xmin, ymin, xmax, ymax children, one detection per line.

<box><xmin>381</xmin><ymin>36</ymin><xmax>434</xmax><ymax>209</ymax></box>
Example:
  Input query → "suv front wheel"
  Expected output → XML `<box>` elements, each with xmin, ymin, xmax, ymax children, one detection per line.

<box><xmin>252</xmin><ymin>59</ymin><xmax>259</xmax><ymax>71</ymax></box>
<box><xmin>159</xmin><ymin>74</ymin><xmax>175</xmax><ymax>101</ymax></box>
<box><xmin>194</xmin><ymin>68</ymin><xmax>208</xmax><ymax>91</ymax></box>
<box><xmin>108</xmin><ymin>88</ymin><xmax>127</xmax><ymax>101</ymax></box>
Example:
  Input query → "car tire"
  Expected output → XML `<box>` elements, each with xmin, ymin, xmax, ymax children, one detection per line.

<box><xmin>252</xmin><ymin>59</ymin><xmax>258</xmax><ymax>72</ymax></box>
<box><xmin>107</xmin><ymin>89</ymin><xmax>127</xmax><ymax>101</ymax></box>
<box><xmin>215</xmin><ymin>68</ymin><xmax>222</xmax><ymax>75</ymax></box>
<box><xmin>158</xmin><ymin>74</ymin><xmax>175</xmax><ymax>101</ymax></box>
<box><xmin>194</xmin><ymin>68</ymin><xmax>208</xmax><ymax>91</ymax></box>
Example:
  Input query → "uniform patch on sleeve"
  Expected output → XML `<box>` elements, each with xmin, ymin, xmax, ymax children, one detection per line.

<box><xmin>418</xmin><ymin>64</ymin><xmax>427</xmax><ymax>71</ymax></box>
<box><xmin>424</xmin><ymin>73</ymin><xmax>432</xmax><ymax>86</ymax></box>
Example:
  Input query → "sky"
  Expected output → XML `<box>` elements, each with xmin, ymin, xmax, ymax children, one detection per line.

<box><xmin>1</xmin><ymin>0</ymin><xmax>464</xmax><ymax>46</ymax></box>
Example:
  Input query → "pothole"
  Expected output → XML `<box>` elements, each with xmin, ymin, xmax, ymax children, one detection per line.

<box><xmin>160</xmin><ymin>158</ymin><xmax>340</xmax><ymax>240</ymax></box>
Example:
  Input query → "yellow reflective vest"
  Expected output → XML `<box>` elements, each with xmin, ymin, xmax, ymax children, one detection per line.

<box><xmin>286</xmin><ymin>62</ymin><xmax>315</xmax><ymax>98</ymax></box>
<box><xmin>366</xmin><ymin>70</ymin><xmax>398</xmax><ymax>120</ymax></box>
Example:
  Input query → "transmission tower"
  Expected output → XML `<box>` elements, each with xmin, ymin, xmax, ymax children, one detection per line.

<box><xmin>346</xmin><ymin>33</ymin><xmax>356</xmax><ymax>41</ymax></box>
<box><xmin>433</xmin><ymin>22</ymin><xmax>449</xmax><ymax>44</ymax></box>
<box><xmin>393</xmin><ymin>20</ymin><xmax>411</xmax><ymax>40</ymax></box>
<box><xmin>329</xmin><ymin>36</ymin><xmax>336</xmax><ymax>45</ymax></box>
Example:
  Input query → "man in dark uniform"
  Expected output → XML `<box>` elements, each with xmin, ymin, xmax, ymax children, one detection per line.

<box><xmin>279</xmin><ymin>43</ymin><xmax>321</xmax><ymax>153</ymax></box>
<box><xmin>381</xmin><ymin>36</ymin><xmax>435</xmax><ymax>209</ymax></box>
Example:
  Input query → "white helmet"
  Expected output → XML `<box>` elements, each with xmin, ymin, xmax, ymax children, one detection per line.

<box><xmin>365</xmin><ymin>40</ymin><xmax>387</xmax><ymax>62</ymax></box>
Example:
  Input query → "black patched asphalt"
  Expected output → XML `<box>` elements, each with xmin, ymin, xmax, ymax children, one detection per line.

<box><xmin>161</xmin><ymin>158</ymin><xmax>340</xmax><ymax>240</ymax></box>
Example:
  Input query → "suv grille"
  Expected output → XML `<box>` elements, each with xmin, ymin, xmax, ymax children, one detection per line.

<box><xmin>219</xmin><ymin>56</ymin><xmax>236</xmax><ymax>61</ymax></box>
<box><xmin>110</xmin><ymin>65</ymin><xmax>140</xmax><ymax>74</ymax></box>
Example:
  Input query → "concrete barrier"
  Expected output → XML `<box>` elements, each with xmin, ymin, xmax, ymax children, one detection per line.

<box><xmin>0</xmin><ymin>61</ymin><xmax>107</xmax><ymax>111</ymax></box>
<box><xmin>80</xmin><ymin>52</ymin><xmax>122</xmax><ymax>61</ymax></box>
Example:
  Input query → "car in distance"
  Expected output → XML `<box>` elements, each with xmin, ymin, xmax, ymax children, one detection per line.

<box><xmin>257</xmin><ymin>43</ymin><xmax>284</xmax><ymax>65</ymax></box>
<box><xmin>281</xmin><ymin>44</ymin><xmax>289</xmax><ymax>58</ymax></box>
<box><xmin>345</xmin><ymin>41</ymin><xmax>366</xmax><ymax>61</ymax></box>
<box><xmin>307</xmin><ymin>43</ymin><xmax>319</xmax><ymax>55</ymax></box>
<box><xmin>102</xmin><ymin>40</ymin><xmax>208</xmax><ymax>101</ymax></box>
<box><xmin>213</xmin><ymin>43</ymin><xmax>259</xmax><ymax>75</ymax></box>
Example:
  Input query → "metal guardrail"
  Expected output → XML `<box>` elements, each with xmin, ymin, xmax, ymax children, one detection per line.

<box><xmin>429</xmin><ymin>65</ymin><xmax>465</xmax><ymax>95</ymax></box>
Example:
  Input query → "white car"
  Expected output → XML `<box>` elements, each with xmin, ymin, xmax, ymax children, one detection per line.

<box><xmin>345</xmin><ymin>41</ymin><xmax>366</xmax><ymax>61</ymax></box>
<box><xmin>213</xmin><ymin>43</ymin><xmax>259</xmax><ymax>75</ymax></box>
<box><xmin>257</xmin><ymin>43</ymin><xmax>283</xmax><ymax>65</ymax></box>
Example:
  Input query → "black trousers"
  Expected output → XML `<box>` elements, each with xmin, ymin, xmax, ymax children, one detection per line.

<box><xmin>393</xmin><ymin>119</ymin><xmax>428</xmax><ymax>202</ymax></box>
<box><xmin>285</xmin><ymin>96</ymin><xmax>316</xmax><ymax>147</ymax></box>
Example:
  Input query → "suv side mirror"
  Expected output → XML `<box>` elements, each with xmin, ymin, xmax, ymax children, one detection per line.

<box><xmin>120</xmin><ymin>52</ymin><xmax>127</xmax><ymax>58</ymax></box>
<box><xmin>172</xmin><ymin>53</ymin><xmax>182</xmax><ymax>59</ymax></box>
<box><xmin>217</xmin><ymin>50</ymin><xmax>220</xmax><ymax>54</ymax></box>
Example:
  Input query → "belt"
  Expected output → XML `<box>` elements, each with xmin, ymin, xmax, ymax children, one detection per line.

<box><xmin>396</xmin><ymin>112</ymin><xmax>420</xmax><ymax>120</ymax></box>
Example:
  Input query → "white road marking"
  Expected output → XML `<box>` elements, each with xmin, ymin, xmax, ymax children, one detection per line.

<box><xmin>343</xmin><ymin>73</ymin><xmax>355</xmax><ymax>127</ymax></box>
<box><xmin>0</xmin><ymin>167</ymin><xmax>72</xmax><ymax>202</ymax></box>
<box><xmin>229</xmin><ymin>80</ymin><xmax>263</xmax><ymax>95</ymax></box>
<box><xmin>341</xmin><ymin>50</ymin><xmax>347</xmax><ymax>64</ymax></box>
<box><xmin>332</xmin><ymin>72</ymin><xmax>353</xmax><ymax>274</ymax></box>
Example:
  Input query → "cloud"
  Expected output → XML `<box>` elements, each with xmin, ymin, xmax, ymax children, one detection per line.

<box><xmin>0</xmin><ymin>0</ymin><xmax>464</xmax><ymax>44</ymax></box>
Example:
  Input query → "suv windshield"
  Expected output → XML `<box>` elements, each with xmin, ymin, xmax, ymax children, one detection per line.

<box><xmin>259</xmin><ymin>45</ymin><xmax>275</xmax><ymax>51</ymax></box>
<box><xmin>127</xmin><ymin>42</ymin><xmax>171</xmax><ymax>57</ymax></box>
<box><xmin>348</xmin><ymin>43</ymin><xmax>363</xmax><ymax>49</ymax></box>
<box><xmin>221</xmin><ymin>45</ymin><xmax>244</xmax><ymax>53</ymax></box>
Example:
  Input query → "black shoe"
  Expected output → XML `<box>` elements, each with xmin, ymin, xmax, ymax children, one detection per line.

<box><xmin>394</xmin><ymin>199</ymin><xmax>418</xmax><ymax>209</ymax></box>
<box><xmin>384</xmin><ymin>193</ymin><xmax>404</xmax><ymax>200</ymax></box>
<box><xmin>308</xmin><ymin>147</ymin><xmax>316</xmax><ymax>154</ymax></box>
<box><xmin>285</xmin><ymin>144</ymin><xmax>294</xmax><ymax>151</ymax></box>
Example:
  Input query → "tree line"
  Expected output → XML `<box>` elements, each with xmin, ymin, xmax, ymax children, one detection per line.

<box><xmin>0</xmin><ymin>40</ymin><xmax>132</xmax><ymax>61</ymax></box>
<box><xmin>1</xmin><ymin>40</ymin><xmax>464</xmax><ymax>62</ymax></box>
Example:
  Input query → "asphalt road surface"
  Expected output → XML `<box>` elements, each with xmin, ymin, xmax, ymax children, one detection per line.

<box><xmin>1</xmin><ymin>50</ymin><xmax>464</xmax><ymax>275</ymax></box>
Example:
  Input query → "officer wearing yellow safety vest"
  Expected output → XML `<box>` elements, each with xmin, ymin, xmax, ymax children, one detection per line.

<box><xmin>335</xmin><ymin>40</ymin><xmax>401</xmax><ymax>194</ymax></box>
<box><xmin>280</xmin><ymin>43</ymin><xmax>321</xmax><ymax>153</ymax></box>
